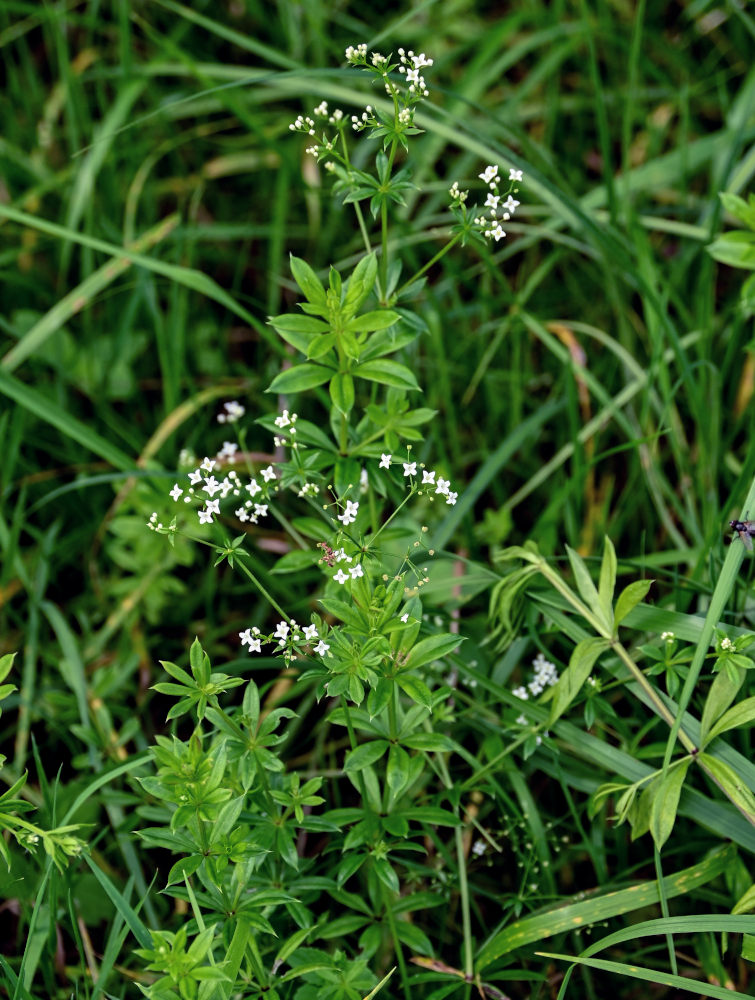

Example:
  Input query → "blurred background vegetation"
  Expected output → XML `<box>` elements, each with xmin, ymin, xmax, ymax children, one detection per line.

<box><xmin>1</xmin><ymin>0</ymin><xmax>755</xmax><ymax>996</ymax></box>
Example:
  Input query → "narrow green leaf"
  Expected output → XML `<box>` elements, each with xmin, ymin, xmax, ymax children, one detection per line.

<box><xmin>344</xmin><ymin>740</ymin><xmax>389</xmax><ymax>773</ymax></box>
<box><xmin>547</xmin><ymin>637</ymin><xmax>609</xmax><ymax>726</ymax></box>
<box><xmin>345</xmin><ymin>310</ymin><xmax>400</xmax><ymax>334</ymax></box>
<box><xmin>698</xmin><ymin>752</ymin><xmax>755</xmax><ymax>818</ymax></box>
<box><xmin>597</xmin><ymin>536</ymin><xmax>617</xmax><ymax>628</ymax></box>
<box><xmin>614</xmin><ymin>578</ymin><xmax>654</xmax><ymax>628</ymax></box>
<box><xmin>354</xmin><ymin>359</ymin><xmax>420</xmax><ymax>390</ymax></box>
<box><xmin>329</xmin><ymin>372</ymin><xmax>355</xmax><ymax>415</ymax></box>
<box><xmin>395</xmin><ymin>674</ymin><xmax>433</xmax><ymax>708</ymax></box>
<box><xmin>565</xmin><ymin>545</ymin><xmax>604</xmax><ymax>623</ymax></box>
<box><xmin>403</xmin><ymin>634</ymin><xmax>460</xmax><ymax>671</ymax></box>
<box><xmin>538</xmin><ymin>952</ymin><xmax>755</xmax><ymax>1000</ymax></box>
<box><xmin>306</xmin><ymin>332</ymin><xmax>338</xmax><ymax>360</ymax></box>
<box><xmin>289</xmin><ymin>255</ymin><xmax>327</xmax><ymax>305</ymax></box>
<box><xmin>705</xmin><ymin>696</ymin><xmax>755</xmax><ymax>745</ymax></box>
<box><xmin>386</xmin><ymin>744</ymin><xmax>411</xmax><ymax>796</ymax></box>
<box><xmin>476</xmin><ymin>844</ymin><xmax>734</xmax><ymax>969</ymax></box>
<box><xmin>0</xmin><ymin>369</ymin><xmax>134</xmax><ymax>470</ymax></box>
<box><xmin>266</xmin><ymin>363</ymin><xmax>333</xmax><ymax>393</ymax></box>
<box><xmin>700</xmin><ymin>668</ymin><xmax>745</xmax><ymax>748</ymax></box>
<box><xmin>650</xmin><ymin>758</ymin><xmax>692</xmax><ymax>850</ymax></box>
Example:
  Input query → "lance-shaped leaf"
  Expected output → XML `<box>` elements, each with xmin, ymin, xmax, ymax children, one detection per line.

<box><xmin>548</xmin><ymin>636</ymin><xmax>609</xmax><ymax>726</ymax></box>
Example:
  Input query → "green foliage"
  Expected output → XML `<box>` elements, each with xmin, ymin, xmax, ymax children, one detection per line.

<box><xmin>3</xmin><ymin>4</ymin><xmax>755</xmax><ymax>999</ymax></box>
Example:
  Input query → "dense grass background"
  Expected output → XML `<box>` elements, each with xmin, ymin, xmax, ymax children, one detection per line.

<box><xmin>2</xmin><ymin>1</ymin><xmax>755</xmax><ymax>997</ymax></box>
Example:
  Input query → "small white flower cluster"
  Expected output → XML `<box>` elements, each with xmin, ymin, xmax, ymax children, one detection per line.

<box><xmin>351</xmin><ymin>106</ymin><xmax>374</xmax><ymax>132</ymax></box>
<box><xmin>661</xmin><ymin>630</ymin><xmax>675</xmax><ymax>642</ymax></box>
<box><xmin>289</xmin><ymin>114</ymin><xmax>316</xmax><ymax>136</ymax></box>
<box><xmin>239</xmin><ymin>620</ymin><xmax>330</xmax><ymax>659</ymax></box>
<box><xmin>720</xmin><ymin>636</ymin><xmax>735</xmax><ymax>651</ymax></box>
<box><xmin>345</xmin><ymin>43</ymin><xmax>432</xmax><ymax>124</ymax></box>
<box><xmin>273</xmin><ymin>408</ymin><xmax>298</xmax><ymax>448</ymax></box>
<box><xmin>396</xmin><ymin>47</ymin><xmax>433</xmax><ymax>98</ymax></box>
<box><xmin>345</xmin><ymin>43</ymin><xmax>368</xmax><ymax>62</ymax></box>
<box><xmin>148</xmin><ymin>443</ymin><xmax>280</xmax><ymax>530</ymax></box>
<box><xmin>471</xmin><ymin>165</ymin><xmax>523</xmax><ymax>242</ymax></box>
<box><xmin>513</xmin><ymin>652</ymin><xmax>559</xmax><ymax>701</ymax></box>
<box><xmin>290</xmin><ymin>103</ymin><xmax>345</xmax><ymax>157</ymax></box>
<box><xmin>448</xmin><ymin>181</ymin><xmax>468</xmax><ymax>205</ymax></box>
<box><xmin>217</xmin><ymin>400</ymin><xmax>245</xmax><ymax>424</ymax></box>
<box><xmin>326</xmin><ymin>545</ymin><xmax>366</xmax><ymax>587</ymax></box>
<box><xmin>378</xmin><ymin>453</ymin><xmax>458</xmax><ymax>505</ymax></box>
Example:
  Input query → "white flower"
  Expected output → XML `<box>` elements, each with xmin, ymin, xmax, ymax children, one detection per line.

<box><xmin>479</xmin><ymin>164</ymin><xmax>499</xmax><ymax>185</ymax></box>
<box><xmin>314</xmin><ymin>640</ymin><xmax>330</xmax><ymax>656</ymax></box>
<box><xmin>200</xmin><ymin>457</ymin><xmax>216</xmax><ymax>473</ymax></box>
<box><xmin>513</xmin><ymin>685</ymin><xmax>528</xmax><ymax>700</ymax></box>
<box><xmin>334</xmin><ymin>568</ymin><xmax>350</xmax><ymax>584</ymax></box>
<box><xmin>403</xmin><ymin>462</ymin><xmax>417</xmax><ymax>477</ymax></box>
<box><xmin>487</xmin><ymin>224</ymin><xmax>506</xmax><ymax>242</ymax></box>
<box><xmin>198</xmin><ymin>508</ymin><xmax>214</xmax><ymax>524</ymax></box>
<box><xmin>303</xmin><ymin>624</ymin><xmax>318</xmax><ymax>640</ymax></box>
<box><xmin>169</xmin><ymin>484</ymin><xmax>183</xmax><ymax>501</ymax></box>
<box><xmin>350</xmin><ymin>564</ymin><xmax>364</xmax><ymax>579</ymax></box>
<box><xmin>206</xmin><ymin>499</ymin><xmax>220</xmax><ymax>516</ymax></box>
<box><xmin>188</xmin><ymin>469</ymin><xmax>203</xmax><ymax>485</ymax></box>
<box><xmin>239</xmin><ymin>628</ymin><xmax>261</xmax><ymax>651</ymax></box>
<box><xmin>218</xmin><ymin>441</ymin><xmax>239</xmax><ymax>460</ymax></box>
<box><xmin>337</xmin><ymin>500</ymin><xmax>359</xmax><ymax>525</ymax></box>
<box><xmin>275</xmin><ymin>409</ymin><xmax>293</xmax><ymax>428</ymax></box>
<box><xmin>400</xmin><ymin>613</ymin><xmax>409</xmax><ymax>623</ymax></box>
<box><xmin>509</xmin><ymin>168</ymin><xmax>523</xmax><ymax>182</ymax></box>
<box><xmin>261</xmin><ymin>465</ymin><xmax>277</xmax><ymax>483</ymax></box>
<box><xmin>472</xmin><ymin>839</ymin><xmax>487</xmax><ymax>857</ymax></box>
<box><xmin>334</xmin><ymin>548</ymin><xmax>351</xmax><ymax>563</ymax></box>
<box><xmin>421</xmin><ymin>470</ymin><xmax>436</xmax><ymax>485</ymax></box>
<box><xmin>435</xmin><ymin>477</ymin><xmax>450</xmax><ymax>496</ymax></box>
<box><xmin>661</xmin><ymin>631</ymin><xmax>675</xmax><ymax>641</ymax></box>
<box><xmin>245</xmin><ymin>479</ymin><xmax>261</xmax><ymax>496</ymax></box>
<box><xmin>445</xmin><ymin>491</ymin><xmax>458</xmax><ymax>506</ymax></box>
<box><xmin>274</xmin><ymin>621</ymin><xmax>290</xmax><ymax>642</ymax></box>
<box><xmin>485</xmin><ymin>193</ymin><xmax>500</xmax><ymax>210</ymax></box>
<box><xmin>203</xmin><ymin>476</ymin><xmax>221</xmax><ymax>496</ymax></box>
<box><xmin>502</xmin><ymin>195</ymin><xmax>519</xmax><ymax>213</ymax></box>
<box><xmin>218</xmin><ymin>400</ymin><xmax>245</xmax><ymax>424</ymax></box>
<box><xmin>379</xmin><ymin>453</ymin><xmax>391</xmax><ymax>469</ymax></box>
<box><xmin>236</xmin><ymin>507</ymin><xmax>249</xmax><ymax>521</ymax></box>
<box><xmin>253</xmin><ymin>504</ymin><xmax>268</xmax><ymax>518</ymax></box>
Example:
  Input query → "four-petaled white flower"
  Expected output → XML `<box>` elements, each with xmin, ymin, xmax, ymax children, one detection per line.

<box><xmin>261</xmin><ymin>465</ymin><xmax>277</xmax><ymax>483</ymax></box>
<box><xmin>334</xmin><ymin>569</ymin><xmax>349</xmax><ymax>584</ymax></box>
<box><xmin>188</xmin><ymin>469</ymin><xmax>203</xmax><ymax>485</ymax></box>
<box><xmin>435</xmin><ymin>478</ymin><xmax>450</xmax><ymax>495</ymax></box>
<box><xmin>446</xmin><ymin>491</ymin><xmax>458</xmax><ymax>506</ymax></box>
<box><xmin>421</xmin><ymin>470</ymin><xmax>436</xmax><ymax>485</ymax></box>
<box><xmin>314</xmin><ymin>640</ymin><xmax>330</xmax><ymax>656</ymax></box>
<box><xmin>400</xmin><ymin>613</ymin><xmax>409</xmax><ymax>623</ymax></box>
<box><xmin>198</xmin><ymin>508</ymin><xmax>214</xmax><ymax>524</ymax></box>
<box><xmin>479</xmin><ymin>164</ymin><xmax>499</xmax><ymax>185</ymax></box>
<box><xmin>245</xmin><ymin>479</ymin><xmax>261</xmax><ymax>496</ymax></box>
<box><xmin>509</xmin><ymin>168</ymin><xmax>523</xmax><ymax>181</ymax></box>
<box><xmin>206</xmin><ymin>499</ymin><xmax>220</xmax><ymax>516</ymax></box>
<box><xmin>203</xmin><ymin>476</ymin><xmax>221</xmax><ymax>496</ymax></box>
<box><xmin>200</xmin><ymin>457</ymin><xmax>216</xmax><ymax>473</ymax></box>
<box><xmin>274</xmin><ymin>621</ymin><xmax>290</xmax><ymax>639</ymax></box>
<box><xmin>403</xmin><ymin>462</ymin><xmax>417</xmax><ymax>477</ymax></box>
<box><xmin>379</xmin><ymin>454</ymin><xmax>391</xmax><ymax>468</ymax></box>
<box><xmin>350</xmin><ymin>564</ymin><xmax>364</xmax><ymax>579</ymax></box>
<box><xmin>239</xmin><ymin>629</ymin><xmax>261</xmax><ymax>652</ymax></box>
<box><xmin>303</xmin><ymin>624</ymin><xmax>318</xmax><ymax>640</ymax></box>
<box><xmin>338</xmin><ymin>500</ymin><xmax>359</xmax><ymax>525</ymax></box>
<box><xmin>169</xmin><ymin>484</ymin><xmax>183</xmax><ymax>501</ymax></box>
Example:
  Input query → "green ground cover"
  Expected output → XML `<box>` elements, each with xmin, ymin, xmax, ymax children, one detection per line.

<box><xmin>2</xmin><ymin>2</ymin><xmax>755</xmax><ymax>998</ymax></box>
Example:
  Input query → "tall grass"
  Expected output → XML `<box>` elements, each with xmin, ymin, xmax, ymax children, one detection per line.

<box><xmin>1</xmin><ymin>1</ymin><xmax>754</xmax><ymax>997</ymax></box>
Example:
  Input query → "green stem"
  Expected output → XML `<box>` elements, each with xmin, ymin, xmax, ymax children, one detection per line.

<box><xmin>394</xmin><ymin>232</ymin><xmax>463</xmax><ymax>301</ymax></box>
